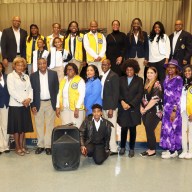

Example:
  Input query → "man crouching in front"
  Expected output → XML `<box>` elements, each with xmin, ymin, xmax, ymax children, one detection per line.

<box><xmin>79</xmin><ymin>104</ymin><xmax>112</xmax><ymax>165</ymax></box>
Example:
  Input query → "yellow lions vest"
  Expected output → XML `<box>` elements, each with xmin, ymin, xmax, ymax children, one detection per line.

<box><xmin>26</xmin><ymin>35</ymin><xmax>45</xmax><ymax>64</ymax></box>
<box><xmin>86</xmin><ymin>32</ymin><xmax>106</xmax><ymax>62</ymax></box>
<box><xmin>64</xmin><ymin>33</ymin><xmax>84</xmax><ymax>62</ymax></box>
<box><xmin>59</xmin><ymin>75</ymin><xmax>84</xmax><ymax>111</ymax></box>
<box><xmin>187</xmin><ymin>86</ymin><xmax>192</xmax><ymax>115</ymax></box>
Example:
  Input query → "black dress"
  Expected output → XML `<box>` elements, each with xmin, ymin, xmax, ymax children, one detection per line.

<box><xmin>106</xmin><ymin>30</ymin><xmax>126</xmax><ymax>76</ymax></box>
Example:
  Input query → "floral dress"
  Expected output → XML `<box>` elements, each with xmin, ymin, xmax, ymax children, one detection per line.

<box><xmin>159</xmin><ymin>75</ymin><xmax>183</xmax><ymax>151</ymax></box>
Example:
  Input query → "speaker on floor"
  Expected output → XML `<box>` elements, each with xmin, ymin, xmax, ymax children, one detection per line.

<box><xmin>51</xmin><ymin>124</ymin><xmax>80</xmax><ymax>171</ymax></box>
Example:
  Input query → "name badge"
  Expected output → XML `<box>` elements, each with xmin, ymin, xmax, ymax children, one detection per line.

<box><xmin>77</xmin><ymin>37</ymin><xmax>83</xmax><ymax>42</ymax></box>
<box><xmin>98</xmin><ymin>38</ymin><xmax>103</xmax><ymax>44</ymax></box>
<box><xmin>71</xmin><ymin>82</ymin><xmax>78</xmax><ymax>89</ymax></box>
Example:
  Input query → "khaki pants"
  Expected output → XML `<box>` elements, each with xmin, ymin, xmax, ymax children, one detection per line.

<box><xmin>51</xmin><ymin>66</ymin><xmax>64</xmax><ymax>82</ymax></box>
<box><xmin>0</xmin><ymin>106</ymin><xmax>9</xmax><ymax>152</ymax></box>
<box><xmin>60</xmin><ymin>109</ymin><xmax>85</xmax><ymax>129</ymax></box>
<box><xmin>34</xmin><ymin>101</ymin><xmax>55</xmax><ymax>148</ymax></box>
<box><xmin>102</xmin><ymin>109</ymin><xmax>118</xmax><ymax>152</ymax></box>
<box><xmin>181</xmin><ymin>111</ymin><xmax>192</xmax><ymax>153</ymax></box>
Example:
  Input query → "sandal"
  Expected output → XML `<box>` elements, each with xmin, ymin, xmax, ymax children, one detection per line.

<box><xmin>22</xmin><ymin>148</ymin><xmax>30</xmax><ymax>154</ymax></box>
<box><xmin>15</xmin><ymin>149</ymin><xmax>25</xmax><ymax>156</ymax></box>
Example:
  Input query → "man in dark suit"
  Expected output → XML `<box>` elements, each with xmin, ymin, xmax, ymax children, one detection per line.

<box><xmin>101</xmin><ymin>59</ymin><xmax>119</xmax><ymax>155</ymax></box>
<box><xmin>169</xmin><ymin>20</ymin><xmax>192</xmax><ymax>67</ymax></box>
<box><xmin>1</xmin><ymin>16</ymin><xmax>27</xmax><ymax>74</ymax></box>
<box><xmin>79</xmin><ymin>104</ymin><xmax>112</xmax><ymax>165</ymax></box>
<box><xmin>30</xmin><ymin>58</ymin><xmax>59</xmax><ymax>155</ymax></box>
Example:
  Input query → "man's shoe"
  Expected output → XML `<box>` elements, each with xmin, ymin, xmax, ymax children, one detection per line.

<box><xmin>119</xmin><ymin>148</ymin><xmax>125</xmax><ymax>155</ymax></box>
<box><xmin>35</xmin><ymin>147</ymin><xmax>44</xmax><ymax>154</ymax></box>
<box><xmin>128</xmin><ymin>150</ymin><xmax>134</xmax><ymax>158</ymax></box>
<box><xmin>110</xmin><ymin>151</ymin><xmax>118</xmax><ymax>156</ymax></box>
<box><xmin>4</xmin><ymin>149</ymin><xmax>10</xmax><ymax>153</ymax></box>
<box><xmin>45</xmin><ymin>148</ymin><xmax>52</xmax><ymax>155</ymax></box>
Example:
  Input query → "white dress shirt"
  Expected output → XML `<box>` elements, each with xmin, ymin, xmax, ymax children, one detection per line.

<box><xmin>93</xmin><ymin>117</ymin><xmax>103</xmax><ymax>131</ymax></box>
<box><xmin>56</xmin><ymin>76</ymin><xmax>85</xmax><ymax>109</ymax></box>
<box><xmin>172</xmin><ymin>30</ymin><xmax>182</xmax><ymax>54</ymax></box>
<box><xmin>0</xmin><ymin>74</ymin><xmax>5</xmax><ymax>87</ymax></box>
<box><xmin>7</xmin><ymin>71</ymin><xmax>33</xmax><ymax>106</ymax></box>
<box><xmin>83</xmin><ymin>31</ymin><xmax>106</xmax><ymax>60</ymax></box>
<box><xmin>149</xmin><ymin>34</ymin><xmax>170</xmax><ymax>62</ymax></box>
<box><xmin>39</xmin><ymin>70</ymin><xmax>50</xmax><ymax>100</ymax></box>
<box><xmin>13</xmin><ymin>28</ymin><xmax>20</xmax><ymax>53</ymax></box>
<box><xmin>101</xmin><ymin>69</ymin><xmax>110</xmax><ymax>99</ymax></box>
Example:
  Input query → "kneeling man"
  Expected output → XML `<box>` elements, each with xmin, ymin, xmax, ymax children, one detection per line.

<box><xmin>79</xmin><ymin>104</ymin><xmax>112</xmax><ymax>165</ymax></box>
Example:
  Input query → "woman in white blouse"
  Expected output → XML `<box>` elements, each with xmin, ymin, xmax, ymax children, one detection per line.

<box><xmin>148</xmin><ymin>21</ymin><xmax>170</xmax><ymax>85</ymax></box>
<box><xmin>7</xmin><ymin>57</ymin><xmax>33</xmax><ymax>156</ymax></box>
<box><xmin>56</xmin><ymin>63</ymin><xmax>85</xmax><ymax>128</ymax></box>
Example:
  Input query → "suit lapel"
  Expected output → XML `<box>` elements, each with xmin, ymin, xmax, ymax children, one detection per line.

<box><xmin>36</xmin><ymin>72</ymin><xmax>41</xmax><ymax>92</ymax></box>
<box><xmin>174</xmin><ymin>31</ymin><xmax>184</xmax><ymax>54</ymax></box>
<box><xmin>10</xmin><ymin>27</ymin><xmax>17</xmax><ymax>46</ymax></box>
<box><xmin>47</xmin><ymin>70</ymin><xmax>51</xmax><ymax>93</ymax></box>
<box><xmin>127</xmin><ymin>76</ymin><xmax>136</xmax><ymax>89</ymax></box>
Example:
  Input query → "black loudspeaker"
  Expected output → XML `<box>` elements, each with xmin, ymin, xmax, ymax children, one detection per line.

<box><xmin>51</xmin><ymin>125</ymin><xmax>80</xmax><ymax>171</ymax></box>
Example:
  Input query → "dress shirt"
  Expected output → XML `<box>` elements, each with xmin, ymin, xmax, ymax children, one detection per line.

<box><xmin>149</xmin><ymin>34</ymin><xmax>170</xmax><ymax>62</ymax></box>
<box><xmin>134</xmin><ymin>32</ymin><xmax>139</xmax><ymax>44</ymax></box>
<box><xmin>0</xmin><ymin>74</ymin><xmax>5</xmax><ymax>87</ymax></box>
<box><xmin>56</xmin><ymin>76</ymin><xmax>85</xmax><ymax>109</ymax></box>
<box><xmin>101</xmin><ymin>69</ymin><xmax>110</xmax><ymax>99</ymax></box>
<box><xmin>127</xmin><ymin>76</ymin><xmax>133</xmax><ymax>86</ymax></box>
<box><xmin>83</xmin><ymin>31</ymin><xmax>106</xmax><ymax>59</ymax></box>
<box><xmin>70</xmin><ymin>35</ymin><xmax>75</xmax><ymax>57</ymax></box>
<box><xmin>39</xmin><ymin>70</ymin><xmax>50</xmax><ymax>100</ymax></box>
<box><xmin>172</xmin><ymin>30</ymin><xmax>182</xmax><ymax>54</ymax></box>
<box><xmin>93</xmin><ymin>117</ymin><xmax>103</xmax><ymax>131</ymax></box>
<box><xmin>13</xmin><ymin>27</ymin><xmax>20</xmax><ymax>53</ymax></box>
<box><xmin>7</xmin><ymin>71</ymin><xmax>33</xmax><ymax>106</ymax></box>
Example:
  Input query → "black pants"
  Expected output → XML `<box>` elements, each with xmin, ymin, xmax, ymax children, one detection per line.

<box><xmin>148</xmin><ymin>58</ymin><xmax>166</xmax><ymax>87</ymax></box>
<box><xmin>142</xmin><ymin>111</ymin><xmax>160</xmax><ymax>150</ymax></box>
<box><xmin>120</xmin><ymin>126</ymin><xmax>136</xmax><ymax>150</ymax></box>
<box><xmin>86</xmin><ymin>143</ymin><xmax>108</xmax><ymax>165</ymax></box>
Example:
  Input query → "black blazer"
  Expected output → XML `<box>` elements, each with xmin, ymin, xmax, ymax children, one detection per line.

<box><xmin>125</xmin><ymin>31</ymin><xmax>149</xmax><ymax>60</ymax></box>
<box><xmin>118</xmin><ymin>75</ymin><xmax>143</xmax><ymax>127</ymax></box>
<box><xmin>102</xmin><ymin>70</ymin><xmax>119</xmax><ymax>110</ymax></box>
<box><xmin>30</xmin><ymin>70</ymin><xmax>59</xmax><ymax>111</ymax></box>
<box><xmin>1</xmin><ymin>27</ymin><xmax>27</xmax><ymax>62</ymax></box>
<box><xmin>0</xmin><ymin>74</ymin><xmax>9</xmax><ymax>108</ymax></box>
<box><xmin>169</xmin><ymin>30</ymin><xmax>192</xmax><ymax>66</ymax></box>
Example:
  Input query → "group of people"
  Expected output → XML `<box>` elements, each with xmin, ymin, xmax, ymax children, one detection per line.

<box><xmin>0</xmin><ymin>15</ymin><xmax>192</xmax><ymax>165</ymax></box>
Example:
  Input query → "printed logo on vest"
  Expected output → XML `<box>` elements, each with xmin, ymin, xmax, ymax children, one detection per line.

<box><xmin>77</xmin><ymin>37</ymin><xmax>83</xmax><ymax>42</ymax></box>
<box><xmin>98</xmin><ymin>38</ymin><xmax>103</xmax><ymax>44</ymax></box>
<box><xmin>71</xmin><ymin>82</ymin><xmax>78</xmax><ymax>89</ymax></box>
<box><xmin>189</xmin><ymin>87</ymin><xmax>192</xmax><ymax>94</ymax></box>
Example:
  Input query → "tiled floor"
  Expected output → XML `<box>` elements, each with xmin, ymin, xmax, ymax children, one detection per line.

<box><xmin>0</xmin><ymin>149</ymin><xmax>192</xmax><ymax>192</ymax></box>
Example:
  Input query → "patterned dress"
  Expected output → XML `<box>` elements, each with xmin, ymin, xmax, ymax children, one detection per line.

<box><xmin>160</xmin><ymin>75</ymin><xmax>183</xmax><ymax>151</ymax></box>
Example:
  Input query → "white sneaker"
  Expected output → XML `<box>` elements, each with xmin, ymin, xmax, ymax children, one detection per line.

<box><xmin>170</xmin><ymin>151</ymin><xmax>178</xmax><ymax>158</ymax></box>
<box><xmin>161</xmin><ymin>150</ymin><xmax>169</xmax><ymax>155</ymax></box>
<box><xmin>179</xmin><ymin>152</ymin><xmax>188</xmax><ymax>159</ymax></box>
<box><xmin>185</xmin><ymin>153</ymin><xmax>192</xmax><ymax>159</ymax></box>
<box><xmin>161</xmin><ymin>151</ymin><xmax>171</xmax><ymax>159</ymax></box>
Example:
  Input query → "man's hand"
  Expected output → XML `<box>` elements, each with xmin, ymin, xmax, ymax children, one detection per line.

<box><xmin>2</xmin><ymin>59</ymin><xmax>8</xmax><ymax>67</ymax></box>
<box><xmin>81</xmin><ymin>146</ymin><xmax>87</xmax><ymax>156</ymax></box>
<box><xmin>74</xmin><ymin>108</ymin><xmax>79</xmax><ymax>118</ymax></box>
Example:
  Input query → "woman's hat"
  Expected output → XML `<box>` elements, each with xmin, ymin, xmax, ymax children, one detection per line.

<box><xmin>164</xmin><ymin>59</ymin><xmax>182</xmax><ymax>71</ymax></box>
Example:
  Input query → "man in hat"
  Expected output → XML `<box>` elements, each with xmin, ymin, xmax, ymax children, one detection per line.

<box><xmin>169</xmin><ymin>20</ymin><xmax>192</xmax><ymax>67</ymax></box>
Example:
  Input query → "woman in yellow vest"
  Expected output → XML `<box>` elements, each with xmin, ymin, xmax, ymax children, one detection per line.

<box><xmin>63</xmin><ymin>21</ymin><xmax>86</xmax><ymax>73</ymax></box>
<box><xmin>56</xmin><ymin>63</ymin><xmax>85</xmax><ymax>128</ymax></box>
<box><xmin>26</xmin><ymin>24</ymin><xmax>46</xmax><ymax>75</ymax></box>
<box><xmin>179</xmin><ymin>65</ymin><xmax>192</xmax><ymax>159</ymax></box>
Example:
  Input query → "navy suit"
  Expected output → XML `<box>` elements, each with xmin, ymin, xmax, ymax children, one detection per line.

<box><xmin>0</xmin><ymin>74</ymin><xmax>9</xmax><ymax>108</ymax></box>
<box><xmin>1</xmin><ymin>27</ymin><xmax>27</xmax><ymax>61</ymax></box>
<box><xmin>125</xmin><ymin>31</ymin><xmax>149</xmax><ymax>60</ymax></box>
<box><xmin>169</xmin><ymin>30</ymin><xmax>192</xmax><ymax>66</ymax></box>
<box><xmin>30</xmin><ymin>70</ymin><xmax>59</xmax><ymax>111</ymax></box>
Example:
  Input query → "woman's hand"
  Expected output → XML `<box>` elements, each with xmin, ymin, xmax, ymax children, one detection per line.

<box><xmin>74</xmin><ymin>108</ymin><xmax>79</xmax><ymax>118</ymax></box>
<box><xmin>170</xmin><ymin>111</ymin><xmax>176</xmax><ymax>122</ymax></box>
<box><xmin>116</xmin><ymin>56</ymin><xmax>123</xmax><ymax>65</ymax></box>
<box><xmin>56</xmin><ymin>108</ymin><xmax>60</xmax><ymax>118</ymax></box>
<box><xmin>81</xmin><ymin>146</ymin><xmax>87</xmax><ymax>156</ymax></box>
<box><xmin>22</xmin><ymin>98</ymin><xmax>31</xmax><ymax>107</ymax></box>
<box><xmin>121</xmin><ymin>100</ymin><xmax>130</xmax><ymax>110</ymax></box>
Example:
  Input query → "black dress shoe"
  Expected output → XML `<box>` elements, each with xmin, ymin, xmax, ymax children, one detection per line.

<box><xmin>119</xmin><ymin>148</ymin><xmax>125</xmax><ymax>155</ymax></box>
<box><xmin>110</xmin><ymin>151</ymin><xmax>118</xmax><ymax>156</ymax></box>
<box><xmin>35</xmin><ymin>147</ymin><xmax>44</xmax><ymax>154</ymax></box>
<box><xmin>128</xmin><ymin>150</ymin><xmax>135</xmax><ymax>158</ymax></box>
<box><xmin>45</xmin><ymin>148</ymin><xmax>52</xmax><ymax>155</ymax></box>
<box><xmin>4</xmin><ymin>150</ymin><xmax>10</xmax><ymax>153</ymax></box>
<box><xmin>140</xmin><ymin>151</ymin><xmax>156</xmax><ymax>157</ymax></box>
